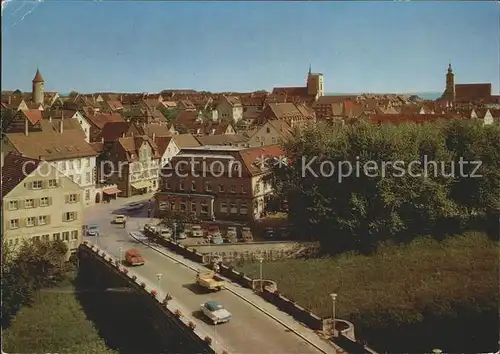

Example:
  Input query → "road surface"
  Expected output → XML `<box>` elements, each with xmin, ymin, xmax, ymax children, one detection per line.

<box><xmin>84</xmin><ymin>196</ymin><xmax>334</xmax><ymax>354</ymax></box>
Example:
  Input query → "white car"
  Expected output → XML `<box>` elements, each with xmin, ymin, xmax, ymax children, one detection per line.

<box><xmin>191</xmin><ymin>224</ymin><xmax>204</xmax><ymax>237</ymax></box>
<box><xmin>200</xmin><ymin>301</ymin><xmax>232</xmax><ymax>324</ymax></box>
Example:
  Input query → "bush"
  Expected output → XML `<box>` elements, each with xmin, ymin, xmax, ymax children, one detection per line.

<box><xmin>204</xmin><ymin>336</ymin><xmax>212</xmax><ymax>345</ymax></box>
<box><xmin>131</xmin><ymin>275</ymin><xmax>137</xmax><ymax>281</ymax></box>
<box><xmin>140</xmin><ymin>282</ymin><xmax>146</xmax><ymax>288</ymax></box>
<box><xmin>174</xmin><ymin>309</ymin><xmax>182</xmax><ymax>317</ymax></box>
<box><xmin>121</xmin><ymin>268</ymin><xmax>128</xmax><ymax>274</ymax></box>
<box><xmin>188</xmin><ymin>321</ymin><xmax>196</xmax><ymax>329</ymax></box>
<box><xmin>151</xmin><ymin>290</ymin><xmax>158</xmax><ymax>297</ymax></box>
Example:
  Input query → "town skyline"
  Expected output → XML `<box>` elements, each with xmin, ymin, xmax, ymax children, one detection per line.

<box><xmin>2</xmin><ymin>1</ymin><xmax>499</xmax><ymax>94</ymax></box>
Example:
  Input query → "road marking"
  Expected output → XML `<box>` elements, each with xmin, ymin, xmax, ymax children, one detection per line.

<box><xmin>128</xmin><ymin>232</ymin><xmax>336</xmax><ymax>354</ymax></box>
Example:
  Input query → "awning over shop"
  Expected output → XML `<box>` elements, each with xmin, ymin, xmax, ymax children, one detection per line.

<box><xmin>131</xmin><ymin>181</ymin><xmax>149</xmax><ymax>190</ymax></box>
<box><xmin>103</xmin><ymin>187</ymin><xmax>121</xmax><ymax>195</ymax></box>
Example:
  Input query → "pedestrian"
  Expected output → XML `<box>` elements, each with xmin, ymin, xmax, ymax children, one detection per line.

<box><xmin>123</xmin><ymin>219</ymin><xmax>127</xmax><ymax>229</ymax></box>
<box><xmin>147</xmin><ymin>208</ymin><xmax>151</xmax><ymax>218</ymax></box>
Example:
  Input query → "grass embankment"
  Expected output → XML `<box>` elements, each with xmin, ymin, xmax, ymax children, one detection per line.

<box><xmin>3</xmin><ymin>272</ymin><xmax>117</xmax><ymax>354</ymax></box>
<box><xmin>238</xmin><ymin>232</ymin><xmax>499</xmax><ymax>352</ymax></box>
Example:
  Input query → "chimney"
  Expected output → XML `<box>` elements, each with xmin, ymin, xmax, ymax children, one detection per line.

<box><xmin>152</xmin><ymin>132</ymin><xmax>156</xmax><ymax>141</ymax></box>
<box><xmin>101</xmin><ymin>137</ymin><xmax>104</xmax><ymax>143</ymax></box>
<box><xmin>8</xmin><ymin>96</ymin><xmax>11</xmax><ymax>105</ymax></box>
<box><xmin>25</xmin><ymin>118</ymin><xmax>29</xmax><ymax>136</ymax></box>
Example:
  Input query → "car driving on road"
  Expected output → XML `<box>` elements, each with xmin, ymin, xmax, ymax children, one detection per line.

<box><xmin>86</xmin><ymin>225</ymin><xmax>100</xmax><ymax>236</ymax></box>
<box><xmin>114</xmin><ymin>214</ymin><xmax>127</xmax><ymax>224</ymax></box>
<box><xmin>200</xmin><ymin>301</ymin><xmax>232</xmax><ymax>324</ymax></box>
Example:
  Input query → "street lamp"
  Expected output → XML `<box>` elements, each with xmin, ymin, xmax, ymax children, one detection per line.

<box><xmin>258</xmin><ymin>256</ymin><xmax>264</xmax><ymax>292</ymax></box>
<box><xmin>207</xmin><ymin>235</ymin><xmax>212</xmax><ymax>265</ymax></box>
<box><xmin>173</xmin><ymin>222</ymin><xmax>177</xmax><ymax>243</ymax></box>
<box><xmin>330</xmin><ymin>293</ymin><xmax>337</xmax><ymax>337</ymax></box>
<box><xmin>156</xmin><ymin>273</ymin><xmax>162</xmax><ymax>290</ymax></box>
<box><xmin>119</xmin><ymin>247</ymin><xmax>123</xmax><ymax>264</ymax></box>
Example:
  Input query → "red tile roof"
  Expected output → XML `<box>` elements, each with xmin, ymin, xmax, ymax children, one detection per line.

<box><xmin>154</xmin><ymin>136</ymin><xmax>173</xmax><ymax>156</ymax></box>
<box><xmin>272</xmin><ymin>87</ymin><xmax>308</xmax><ymax>96</ymax></box>
<box><xmin>98</xmin><ymin>121</ymin><xmax>136</xmax><ymax>141</ymax></box>
<box><xmin>239</xmin><ymin>145</ymin><xmax>284</xmax><ymax>176</ymax></box>
<box><xmin>22</xmin><ymin>109</ymin><xmax>44</xmax><ymax>124</ymax></box>
<box><xmin>1</xmin><ymin>153</ymin><xmax>43</xmax><ymax>199</ymax></box>
<box><xmin>33</xmin><ymin>69</ymin><xmax>44</xmax><ymax>83</ymax></box>
<box><xmin>455</xmin><ymin>83</ymin><xmax>491</xmax><ymax>102</ymax></box>
<box><xmin>86</xmin><ymin>113</ymin><xmax>124</xmax><ymax>129</ymax></box>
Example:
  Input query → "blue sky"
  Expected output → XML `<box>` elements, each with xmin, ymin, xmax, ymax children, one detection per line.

<box><xmin>1</xmin><ymin>1</ymin><xmax>499</xmax><ymax>94</ymax></box>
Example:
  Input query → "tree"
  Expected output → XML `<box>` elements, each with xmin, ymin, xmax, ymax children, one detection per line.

<box><xmin>267</xmin><ymin>119</ymin><xmax>500</xmax><ymax>254</ymax></box>
<box><xmin>1</xmin><ymin>239</ymin><xmax>69</xmax><ymax>328</ymax></box>
<box><xmin>159</xmin><ymin>108</ymin><xmax>179</xmax><ymax>123</ymax></box>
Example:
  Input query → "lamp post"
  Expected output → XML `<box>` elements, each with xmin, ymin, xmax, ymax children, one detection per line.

<box><xmin>207</xmin><ymin>235</ymin><xmax>212</xmax><ymax>265</ymax></box>
<box><xmin>173</xmin><ymin>222</ymin><xmax>177</xmax><ymax>243</ymax></box>
<box><xmin>119</xmin><ymin>247</ymin><xmax>123</xmax><ymax>264</ymax></box>
<box><xmin>259</xmin><ymin>257</ymin><xmax>264</xmax><ymax>292</ymax></box>
<box><xmin>330</xmin><ymin>293</ymin><xmax>337</xmax><ymax>337</ymax></box>
<box><xmin>156</xmin><ymin>273</ymin><xmax>162</xmax><ymax>290</ymax></box>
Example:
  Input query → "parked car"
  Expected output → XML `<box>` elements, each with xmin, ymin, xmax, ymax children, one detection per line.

<box><xmin>207</xmin><ymin>224</ymin><xmax>220</xmax><ymax>237</ymax></box>
<box><xmin>200</xmin><ymin>301</ymin><xmax>232</xmax><ymax>324</ymax></box>
<box><xmin>264</xmin><ymin>227</ymin><xmax>275</xmax><ymax>239</ymax></box>
<box><xmin>190</xmin><ymin>224</ymin><xmax>204</xmax><ymax>237</ymax></box>
<box><xmin>278</xmin><ymin>227</ymin><xmax>290</xmax><ymax>239</ymax></box>
<box><xmin>210</xmin><ymin>234</ymin><xmax>224</xmax><ymax>245</ymax></box>
<box><xmin>225</xmin><ymin>226</ymin><xmax>238</xmax><ymax>243</ymax></box>
<box><xmin>114</xmin><ymin>214</ymin><xmax>127</xmax><ymax>224</ymax></box>
<box><xmin>241</xmin><ymin>227</ymin><xmax>253</xmax><ymax>242</ymax></box>
<box><xmin>160</xmin><ymin>228</ymin><xmax>172</xmax><ymax>238</ymax></box>
<box><xmin>87</xmin><ymin>225</ymin><xmax>100</xmax><ymax>236</ymax></box>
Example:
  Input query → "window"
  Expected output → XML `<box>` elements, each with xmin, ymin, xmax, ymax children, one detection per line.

<box><xmin>68</xmin><ymin>194</ymin><xmax>77</xmax><ymax>203</ymax></box>
<box><xmin>272</xmin><ymin>137</ymin><xmax>277</xmax><ymax>144</ymax></box>
<box><xmin>191</xmin><ymin>181</ymin><xmax>196</xmax><ymax>191</ymax></box>
<box><xmin>53</xmin><ymin>233</ymin><xmax>61</xmax><ymax>241</ymax></box>
<box><xmin>75</xmin><ymin>176</ymin><xmax>81</xmax><ymax>184</ymax></box>
<box><xmin>230</xmin><ymin>185</ymin><xmax>236</xmax><ymax>193</ymax></box>
<box><xmin>40</xmin><ymin>197</ymin><xmax>49</xmax><ymax>206</ymax></box>
<box><xmin>165</xmin><ymin>181</ymin><xmax>170</xmax><ymax>190</ymax></box>
<box><xmin>26</xmin><ymin>217</ymin><xmax>36</xmax><ymax>227</ymax></box>
<box><xmin>230</xmin><ymin>202</ymin><xmax>238</xmax><ymax>214</ymax></box>
<box><xmin>71</xmin><ymin>230</ymin><xmax>78</xmax><ymax>240</ymax></box>
<box><xmin>42</xmin><ymin>234</ymin><xmax>50</xmax><ymax>241</ymax></box>
<box><xmin>256</xmin><ymin>182</ymin><xmax>261</xmax><ymax>193</ymax></box>
<box><xmin>205</xmin><ymin>183</ymin><xmax>212</xmax><ymax>192</ymax></box>
<box><xmin>220</xmin><ymin>202</ymin><xmax>228</xmax><ymax>213</ymax></box>
<box><xmin>38</xmin><ymin>215</ymin><xmax>48</xmax><ymax>225</ymax></box>
<box><xmin>64</xmin><ymin>212</ymin><xmax>76</xmax><ymax>222</ymax></box>
<box><xmin>191</xmin><ymin>202</ymin><xmax>197</xmax><ymax>214</ymax></box>
<box><xmin>170</xmin><ymin>202</ymin><xmax>176</xmax><ymax>211</ymax></box>
<box><xmin>69</xmin><ymin>175</ymin><xmax>74</xmax><ymax>181</ymax></box>
<box><xmin>33</xmin><ymin>236</ymin><xmax>40</xmax><ymax>242</ymax></box>
<box><xmin>179</xmin><ymin>181</ymin><xmax>184</xmax><ymax>191</ymax></box>
<box><xmin>219</xmin><ymin>184</ymin><xmax>225</xmax><ymax>193</ymax></box>
<box><xmin>63</xmin><ymin>232</ymin><xmax>70</xmax><ymax>241</ymax></box>
<box><xmin>8</xmin><ymin>200</ymin><xmax>18</xmax><ymax>210</ymax></box>
<box><xmin>200</xmin><ymin>203</ymin><xmax>209</xmax><ymax>214</ymax></box>
<box><xmin>32</xmin><ymin>180</ymin><xmax>43</xmax><ymax>189</ymax></box>
<box><xmin>85</xmin><ymin>190</ymin><xmax>90</xmax><ymax>201</ymax></box>
<box><xmin>241</xmin><ymin>184</ymin><xmax>246</xmax><ymax>194</ymax></box>
<box><xmin>9</xmin><ymin>219</ymin><xmax>19</xmax><ymax>229</ymax></box>
<box><xmin>266</xmin><ymin>127</ymin><xmax>271</xmax><ymax>133</ymax></box>
<box><xmin>25</xmin><ymin>199</ymin><xmax>35</xmax><ymax>208</ymax></box>
<box><xmin>180</xmin><ymin>202</ymin><xmax>187</xmax><ymax>212</ymax></box>
<box><xmin>86</xmin><ymin>172</ymin><xmax>91</xmax><ymax>184</ymax></box>
<box><xmin>240</xmin><ymin>202</ymin><xmax>248</xmax><ymax>215</ymax></box>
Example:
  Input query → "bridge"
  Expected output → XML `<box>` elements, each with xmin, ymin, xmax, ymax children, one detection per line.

<box><xmin>84</xmin><ymin>206</ymin><xmax>341</xmax><ymax>354</ymax></box>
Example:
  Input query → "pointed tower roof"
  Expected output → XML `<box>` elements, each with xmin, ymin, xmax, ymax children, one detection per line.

<box><xmin>447</xmin><ymin>62</ymin><xmax>453</xmax><ymax>74</ymax></box>
<box><xmin>33</xmin><ymin>69</ymin><xmax>44</xmax><ymax>83</ymax></box>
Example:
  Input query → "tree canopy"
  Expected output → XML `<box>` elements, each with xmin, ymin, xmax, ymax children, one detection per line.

<box><xmin>267</xmin><ymin>120</ymin><xmax>500</xmax><ymax>254</ymax></box>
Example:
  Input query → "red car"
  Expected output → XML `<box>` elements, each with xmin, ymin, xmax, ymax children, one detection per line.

<box><xmin>207</xmin><ymin>224</ymin><xmax>220</xmax><ymax>237</ymax></box>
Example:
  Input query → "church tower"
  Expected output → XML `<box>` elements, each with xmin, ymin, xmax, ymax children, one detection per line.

<box><xmin>32</xmin><ymin>69</ymin><xmax>45</xmax><ymax>105</ymax></box>
<box><xmin>306</xmin><ymin>65</ymin><xmax>324</xmax><ymax>99</ymax></box>
<box><xmin>442</xmin><ymin>63</ymin><xmax>455</xmax><ymax>103</ymax></box>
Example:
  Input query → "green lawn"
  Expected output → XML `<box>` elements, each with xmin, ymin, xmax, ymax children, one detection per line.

<box><xmin>238</xmin><ymin>232</ymin><xmax>499</xmax><ymax>321</ymax></box>
<box><xmin>2</xmin><ymin>272</ymin><xmax>117</xmax><ymax>354</ymax></box>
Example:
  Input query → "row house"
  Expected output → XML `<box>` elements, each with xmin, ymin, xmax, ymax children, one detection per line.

<box><xmin>85</xmin><ymin>113</ymin><xmax>125</xmax><ymax>142</ymax></box>
<box><xmin>196</xmin><ymin>134</ymin><xmax>250</xmax><ymax>148</ymax></box>
<box><xmin>102</xmin><ymin>135</ymin><xmax>160</xmax><ymax>197</ymax></box>
<box><xmin>1</xmin><ymin>153</ymin><xmax>84</xmax><ymax>258</ymax></box>
<box><xmin>256</xmin><ymin>102</ymin><xmax>316</xmax><ymax>128</ymax></box>
<box><xmin>154</xmin><ymin>136</ymin><xmax>180</xmax><ymax>167</ymax></box>
<box><xmin>154</xmin><ymin>145</ymin><xmax>284</xmax><ymax>221</ymax></box>
<box><xmin>247</xmin><ymin>120</ymin><xmax>293</xmax><ymax>147</ymax></box>
<box><xmin>2</xmin><ymin>127</ymin><xmax>99</xmax><ymax>206</ymax></box>
<box><xmin>173</xmin><ymin>111</ymin><xmax>236</xmax><ymax>135</ymax></box>
<box><xmin>216</xmin><ymin>95</ymin><xmax>244</xmax><ymax>124</ymax></box>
